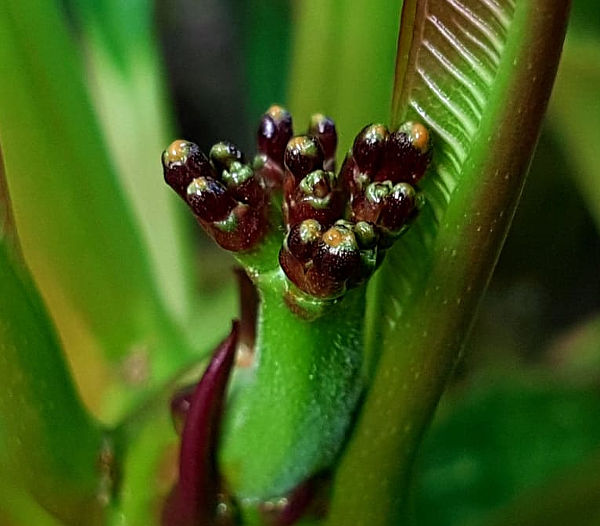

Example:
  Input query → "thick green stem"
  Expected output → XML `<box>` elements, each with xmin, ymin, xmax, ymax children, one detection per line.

<box><xmin>219</xmin><ymin>270</ymin><xmax>366</xmax><ymax>506</ymax></box>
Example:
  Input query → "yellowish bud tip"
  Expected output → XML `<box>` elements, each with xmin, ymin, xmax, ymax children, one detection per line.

<box><xmin>163</xmin><ymin>140</ymin><xmax>191</xmax><ymax>166</ymax></box>
<box><xmin>267</xmin><ymin>104</ymin><xmax>288</xmax><ymax>122</ymax></box>
<box><xmin>409</xmin><ymin>122</ymin><xmax>430</xmax><ymax>153</ymax></box>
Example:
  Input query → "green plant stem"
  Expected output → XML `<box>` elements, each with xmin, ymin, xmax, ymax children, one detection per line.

<box><xmin>325</xmin><ymin>2</ymin><xmax>571</xmax><ymax>524</ymax></box>
<box><xmin>219</xmin><ymin>271</ymin><xmax>366</xmax><ymax>502</ymax></box>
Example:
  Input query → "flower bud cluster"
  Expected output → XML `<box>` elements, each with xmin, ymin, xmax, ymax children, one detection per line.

<box><xmin>280</xmin><ymin>120</ymin><xmax>431</xmax><ymax>299</ymax></box>
<box><xmin>162</xmin><ymin>139</ymin><xmax>268</xmax><ymax>251</ymax></box>
<box><xmin>162</xmin><ymin>106</ymin><xmax>432</xmax><ymax>302</ymax></box>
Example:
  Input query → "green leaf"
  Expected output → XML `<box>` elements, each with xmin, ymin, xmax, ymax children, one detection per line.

<box><xmin>481</xmin><ymin>453</ymin><xmax>600</xmax><ymax>526</ymax></box>
<box><xmin>548</xmin><ymin>37</ymin><xmax>600</xmax><ymax>230</ymax></box>
<box><xmin>65</xmin><ymin>0</ymin><xmax>195</xmax><ymax>319</ymax></box>
<box><xmin>0</xmin><ymin>482</ymin><xmax>65</xmax><ymax>526</ymax></box>
<box><xmin>414</xmin><ymin>378</ymin><xmax>600</xmax><ymax>526</ymax></box>
<box><xmin>0</xmin><ymin>154</ymin><xmax>104</xmax><ymax>524</ymax></box>
<box><xmin>233</xmin><ymin>0</ymin><xmax>293</xmax><ymax>121</ymax></box>
<box><xmin>326</xmin><ymin>2</ymin><xmax>571</xmax><ymax>524</ymax></box>
<box><xmin>0</xmin><ymin>0</ymin><xmax>193</xmax><ymax>419</ymax></box>
<box><xmin>288</xmin><ymin>0</ymin><xmax>403</xmax><ymax>158</ymax></box>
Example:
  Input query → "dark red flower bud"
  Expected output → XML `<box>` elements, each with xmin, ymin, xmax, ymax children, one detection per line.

<box><xmin>352</xmin><ymin>124</ymin><xmax>389</xmax><ymax>176</ymax></box>
<box><xmin>340</xmin><ymin>153</ymin><xmax>370</xmax><ymax>198</ymax></box>
<box><xmin>209</xmin><ymin>204</ymin><xmax>268</xmax><ymax>252</ymax></box>
<box><xmin>279</xmin><ymin>220</ymin><xmax>323</xmax><ymax>293</ymax></box>
<box><xmin>308</xmin><ymin>114</ymin><xmax>337</xmax><ymax>171</ymax></box>
<box><xmin>186</xmin><ymin>177</ymin><xmax>237</xmax><ymax>223</ymax></box>
<box><xmin>222</xmin><ymin>162</ymin><xmax>266</xmax><ymax>208</ymax></box>
<box><xmin>286</xmin><ymin>219</ymin><xmax>323</xmax><ymax>263</ymax></box>
<box><xmin>209</xmin><ymin>141</ymin><xmax>245</xmax><ymax>175</ymax></box>
<box><xmin>279</xmin><ymin>248</ymin><xmax>306</xmax><ymax>294</ymax></box>
<box><xmin>378</xmin><ymin>182</ymin><xmax>417</xmax><ymax>233</ymax></box>
<box><xmin>351</xmin><ymin>181</ymin><xmax>392</xmax><ymax>224</ymax></box>
<box><xmin>284</xmin><ymin>136</ymin><xmax>324</xmax><ymax>181</ymax></box>
<box><xmin>380</xmin><ymin>121</ymin><xmax>431</xmax><ymax>183</ymax></box>
<box><xmin>257</xmin><ymin>105</ymin><xmax>293</xmax><ymax>167</ymax></box>
<box><xmin>286</xmin><ymin>170</ymin><xmax>343</xmax><ymax>227</ymax></box>
<box><xmin>162</xmin><ymin>140</ymin><xmax>214</xmax><ymax>197</ymax></box>
<box><xmin>162</xmin><ymin>113</ymin><xmax>432</xmax><ymax>307</ymax></box>
<box><xmin>252</xmin><ymin>153</ymin><xmax>282</xmax><ymax>191</ymax></box>
<box><xmin>306</xmin><ymin>224</ymin><xmax>361</xmax><ymax>298</ymax></box>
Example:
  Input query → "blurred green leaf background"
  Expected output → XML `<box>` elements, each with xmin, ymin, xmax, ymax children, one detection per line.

<box><xmin>0</xmin><ymin>0</ymin><xmax>598</xmax><ymax>524</ymax></box>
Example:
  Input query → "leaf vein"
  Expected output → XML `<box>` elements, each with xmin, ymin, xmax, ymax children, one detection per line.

<box><xmin>426</xmin><ymin>14</ymin><xmax>494</xmax><ymax>85</ymax></box>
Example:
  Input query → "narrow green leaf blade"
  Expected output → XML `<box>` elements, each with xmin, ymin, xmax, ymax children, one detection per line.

<box><xmin>327</xmin><ymin>1</ymin><xmax>571</xmax><ymax>524</ymax></box>
<box><xmin>0</xmin><ymin>153</ymin><xmax>104</xmax><ymax>524</ymax></box>
<box><xmin>548</xmin><ymin>38</ymin><xmax>600</xmax><ymax>230</ymax></box>
<box><xmin>234</xmin><ymin>0</ymin><xmax>293</xmax><ymax>121</ymax></box>
<box><xmin>0</xmin><ymin>0</ymin><xmax>192</xmax><ymax>418</ymax></box>
<box><xmin>68</xmin><ymin>0</ymin><xmax>195</xmax><ymax>319</ymax></box>
<box><xmin>288</xmin><ymin>0</ymin><xmax>403</xmax><ymax>158</ymax></box>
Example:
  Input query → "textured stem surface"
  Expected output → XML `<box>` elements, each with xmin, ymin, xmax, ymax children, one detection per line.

<box><xmin>326</xmin><ymin>1</ymin><xmax>571</xmax><ymax>524</ymax></box>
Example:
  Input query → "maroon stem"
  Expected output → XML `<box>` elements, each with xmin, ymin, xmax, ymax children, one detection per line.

<box><xmin>235</xmin><ymin>268</ymin><xmax>258</xmax><ymax>356</ymax></box>
<box><xmin>162</xmin><ymin>322</ymin><xmax>239</xmax><ymax>526</ymax></box>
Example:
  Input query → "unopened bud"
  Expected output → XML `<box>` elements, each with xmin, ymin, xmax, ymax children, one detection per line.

<box><xmin>352</xmin><ymin>124</ymin><xmax>389</xmax><ymax>176</ymax></box>
<box><xmin>306</xmin><ymin>224</ymin><xmax>361</xmax><ymax>298</ymax></box>
<box><xmin>286</xmin><ymin>170</ymin><xmax>343</xmax><ymax>227</ymax></box>
<box><xmin>210</xmin><ymin>141</ymin><xmax>245</xmax><ymax>175</ymax></box>
<box><xmin>162</xmin><ymin>140</ymin><xmax>213</xmax><ymax>197</ymax></box>
<box><xmin>257</xmin><ymin>105</ymin><xmax>293</xmax><ymax>167</ymax></box>
<box><xmin>186</xmin><ymin>177</ymin><xmax>237</xmax><ymax>222</ymax></box>
<box><xmin>340</xmin><ymin>153</ymin><xmax>369</xmax><ymax>197</ymax></box>
<box><xmin>351</xmin><ymin>181</ymin><xmax>392</xmax><ymax>224</ymax></box>
<box><xmin>353</xmin><ymin>221</ymin><xmax>378</xmax><ymax>249</ymax></box>
<box><xmin>381</xmin><ymin>121</ymin><xmax>432</xmax><ymax>183</ymax></box>
<box><xmin>378</xmin><ymin>182</ymin><xmax>417</xmax><ymax>233</ymax></box>
<box><xmin>287</xmin><ymin>219</ymin><xmax>323</xmax><ymax>263</ymax></box>
<box><xmin>222</xmin><ymin>163</ymin><xmax>266</xmax><ymax>208</ymax></box>
<box><xmin>309</xmin><ymin>114</ymin><xmax>337</xmax><ymax>171</ymax></box>
<box><xmin>210</xmin><ymin>204</ymin><xmax>268</xmax><ymax>252</ymax></box>
<box><xmin>284</xmin><ymin>136</ymin><xmax>324</xmax><ymax>181</ymax></box>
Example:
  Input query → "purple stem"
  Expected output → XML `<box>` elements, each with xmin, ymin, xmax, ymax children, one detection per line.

<box><xmin>162</xmin><ymin>322</ymin><xmax>239</xmax><ymax>526</ymax></box>
<box><xmin>235</xmin><ymin>268</ymin><xmax>258</xmax><ymax>357</ymax></box>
